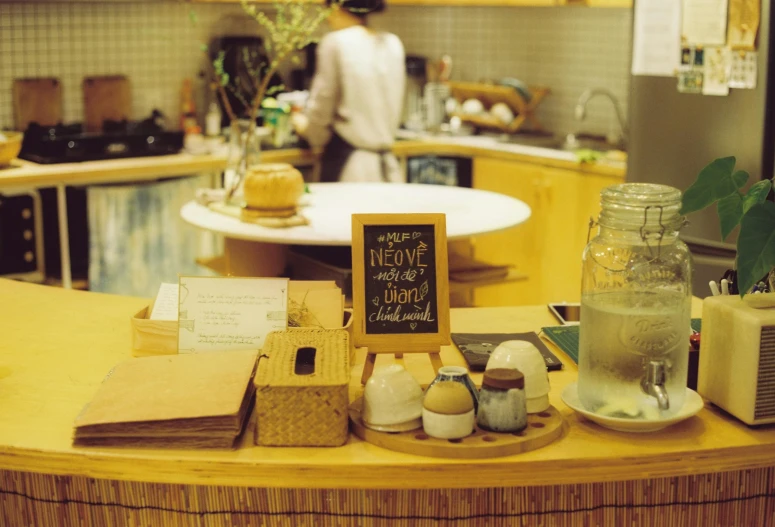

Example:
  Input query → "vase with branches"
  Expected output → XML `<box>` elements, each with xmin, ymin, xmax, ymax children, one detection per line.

<box><xmin>202</xmin><ymin>0</ymin><xmax>332</xmax><ymax>203</ymax></box>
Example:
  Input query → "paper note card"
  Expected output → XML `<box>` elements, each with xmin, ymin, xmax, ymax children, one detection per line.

<box><xmin>703</xmin><ymin>46</ymin><xmax>731</xmax><ymax>95</ymax></box>
<box><xmin>682</xmin><ymin>0</ymin><xmax>729</xmax><ymax>46</ymax></box>
<box><xmin>727</xmin><ymin>0</ymin><xmax>760</xmax><ymax>50</ymax></box>
<box><xmin>631</xmin><ymin>0</ymin><xmax>682</xmax><ymax>76</ymax></box>
<box><xmin>177</xmin><ymin>276</ymin><xmax>288</xmax><ymax>353</ymax></box>
<box><xmin>149</xmin><ymin>283</ymin><xmax>179</xmax><ymax>321</ymax></box>
<box><xmin>729</xmin><ymin>51</ymin><xmax>758</xmax><ymax>88</ymax></box>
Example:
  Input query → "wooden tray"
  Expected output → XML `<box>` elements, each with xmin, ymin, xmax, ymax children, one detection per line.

<box><xmin>349</xmin><ymin>397</ymin><xmax>565</xmax><ymax>459</ymax></box>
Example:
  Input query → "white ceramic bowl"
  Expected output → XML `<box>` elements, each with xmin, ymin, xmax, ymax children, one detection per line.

<box><xmin>422</xmin><ymin>408</ymin><xmax>475</xmax><ymax>439</ymax></box>
<box><xmin>461</xmin><ymin>98</ymin><xmax>485</xmax><ymax>116</ymax></box>
<box><xmin>363</xmin><ymin>365</ymin><xmax>423</xmax><ymax>432</ymax></box>
<box><xmin>486</xmin><ymin>340</ymin><xmax>550</xmax><ymax>413</ymax></box>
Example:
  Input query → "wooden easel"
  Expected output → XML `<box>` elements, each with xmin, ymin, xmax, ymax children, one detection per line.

<box><xmin>360</xmin><ymin>349</ymin><xmax>444</xmax><ymax>385</ymax></box>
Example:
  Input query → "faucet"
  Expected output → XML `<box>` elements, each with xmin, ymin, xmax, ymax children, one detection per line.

<box><xmin>641</xmin><ymin>360</ymin><xmax>670</xmax><ymax>411</ymax></box>
<box><xmin>574</xmin><ymin>88</ymin><xmax>629</xmax><ymax>146</ymax></box>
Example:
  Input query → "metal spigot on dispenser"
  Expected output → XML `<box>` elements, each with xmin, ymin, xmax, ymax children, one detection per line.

<box><xmin>641</xmin><ymin>360</ymin><xmax>670</xmax><ymax>411</ymax></box>
<box><xmin>577</xmin><ymin>184</ymin><xmax>692</xmax><ymax>419</ymax></box>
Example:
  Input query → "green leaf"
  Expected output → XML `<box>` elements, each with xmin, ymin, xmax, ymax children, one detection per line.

<box><xmin>732</xmin><ymin>169</ymin><xmax>750</xmax><ymax>188</ymax></box>
<box><xmin>200</xmin><ymin>44</ymin><xmax>209</xmax><ymax>52</ymax></box>
<box><xmin>743</xmin><ymin>179</ymin><xmax>773</xmax><ymax>214</ymax></box>
<box><xmin>717</xmin><ymin>193</ymin><xmax>743</xmax><ymax>240</ymax></box>
<box><xmin>680</xmin><ymin>157</ymin><xmax>746</xmax><ymax>215</ymax></box>
<box><xmin>737</xmin><ymin>201</ymin><xmax>775</xmax><ymax>296</ymax></box>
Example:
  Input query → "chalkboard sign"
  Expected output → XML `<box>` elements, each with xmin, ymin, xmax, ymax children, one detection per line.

<box><xmin>352</xmin><ymin>213</ymin><xmax>450</xmax><ymax>353</ymax></box>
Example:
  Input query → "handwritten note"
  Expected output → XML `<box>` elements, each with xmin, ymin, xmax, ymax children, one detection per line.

<box><xmin>150</xmin><ymin>283</ymin><xmax>179</xmax><ymax>321</ymax></box>
<box><xmin>177</xmin><ymin>276</ymin><xmax>288</xmax><ymax>353</ymax></box>
<box><xmin>363</xmin><ymin>224</ymin><xmax>439</xmax><ymax>335</ymax></box>
<box><xmin>682</xmin><ymin>0</ymin><xmax>729</xmax><ymax>46</ymax></box>
<box><xmin>631</xmin><ymin>0</ymin><xmax>682</xmax><ymax>77</ymax></box>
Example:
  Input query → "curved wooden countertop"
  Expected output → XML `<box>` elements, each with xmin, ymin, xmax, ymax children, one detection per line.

<box><xmin>0</xmin><ymin>136</ymin><xmax>623</xmax><ymax>190</ymax></box>
<box><xmin>0</xmin><ymin>279</ymin><xmax>750</xmax><ymax>492</ymax></box>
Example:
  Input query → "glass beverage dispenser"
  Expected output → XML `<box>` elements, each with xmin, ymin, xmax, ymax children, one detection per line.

<box><xmin>578</xmin><ymin>184</ymin><xmax>692</xmax><ymax>419</ymax></box>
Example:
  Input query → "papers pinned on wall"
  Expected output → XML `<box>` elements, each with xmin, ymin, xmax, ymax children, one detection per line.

<box><xmin>703</xmin><ymin>46</ymin><xmax>732</xmax><ymax>95</ymax></box>
<box><xmin>682</xmin><ymin>0</ymin><xmax>729</xmax><ymax>46</ymax></box>
<box><xmin>729</xmin><ymin>51</ymin><xmax>758</xmax><ymax>88</ymax></box>
<box><xmin>633</xmin><ymin>0</ymin><xmax>761</xmax><ymax>95</ymax></box>
<box><xmin>727</xmin><ymin>0</ymin><xmax>760</xmax><ymax>50</ymax></box>
<box><xmin>631</xmin><ymin>0</ymin><xmax>682</xmax><ymax>76</ymax></box>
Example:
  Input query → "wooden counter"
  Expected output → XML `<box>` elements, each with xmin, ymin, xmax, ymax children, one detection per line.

<box><xmin>392</xmin><ymin>138</ymin><xmax>626</xmax><ymax>178</ymax></box>
<box><xmin>1</xmin><ymin>279</ymin><xmax>774</xmax><ymax>525</ymax></box>
<box><xmin>0</xmin><ymin>149</ymin><xmax>320</xmax><ymax>190</ymax></box>
<box><xmin>0</xmin><ymin>137</ymin><xmax>623</xmax><ymax>190</ymax></box>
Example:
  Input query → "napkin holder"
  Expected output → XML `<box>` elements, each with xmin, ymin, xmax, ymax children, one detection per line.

<box><xmin>255</xmin><ymin>329</ymin><xmax>350</xmax><ymax>447</ymax></box>
<box><xmin>699</xmin><ymin>294</ymin><xmax>775</xmax><ymax>425</ymax></box>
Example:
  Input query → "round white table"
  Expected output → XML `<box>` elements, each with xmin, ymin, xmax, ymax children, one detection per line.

<box><xmin>181</xmin><ymin>182</ymin><xmax>531</xmax><ymax>276</ymax></box>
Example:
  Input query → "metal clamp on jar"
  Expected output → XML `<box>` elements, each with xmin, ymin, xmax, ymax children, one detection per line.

<box><xmin>578</xmin><ymin>184</ymin><xmax>692</xmax><ymax>420</ymax></box>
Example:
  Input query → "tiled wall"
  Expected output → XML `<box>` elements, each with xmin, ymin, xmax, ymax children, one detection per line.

<box><xmin>0</xmin><ymin>2</ymin><xmax>632</xmax><ymax>138</ymax></box>
<box><xmin>374</xmin><ymin>6</ymin><xmax>634</xmax><ymax>138</ymax></box>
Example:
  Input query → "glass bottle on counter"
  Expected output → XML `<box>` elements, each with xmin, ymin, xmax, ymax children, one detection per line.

<box><xmin>578</xmin><ymin>183</ymin><xmax>692</xmax><ymax>419</ymax></box>
<box><xmin>224</xmin><ymin>119</ymin><xmax>267</xmax><ymax>206</ymax></box>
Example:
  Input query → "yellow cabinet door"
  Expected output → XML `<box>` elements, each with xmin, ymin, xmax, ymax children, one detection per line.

<box><xmin>472</xmin><ymin>158</ymin><xmax>546</xmax><ymax>307</ymax></box>
<box><xmin>536</xmin><ymin>166</ymin><xmax>584</xmax><ymax>303</ymax></box>
<box><xmin>472</xmin><ymin>158</ymin><xmax>625</xmax><ymax>307</ymax></box>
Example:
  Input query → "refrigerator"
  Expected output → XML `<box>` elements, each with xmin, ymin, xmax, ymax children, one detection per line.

<box><xmin>627</xmin><ymin>0</ymin><xmax>775</xmax><ymax>297</ymax></box>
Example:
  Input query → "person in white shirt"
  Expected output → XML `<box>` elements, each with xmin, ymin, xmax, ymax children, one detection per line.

<box><xmin>293</xmin><ymin>0</ymin><xmax>406</xmax><ymax>183</ymax></box>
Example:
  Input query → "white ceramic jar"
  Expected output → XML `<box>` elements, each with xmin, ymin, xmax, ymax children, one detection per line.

<box><xmin>486</xmin><ymin>340</ymin><xmax>550</xmax><ymax>413</ymax></box>
<box><xmin>362</xmin><ymin>365</ymin><xmax>423</xmax><ymax>432</ymax></box>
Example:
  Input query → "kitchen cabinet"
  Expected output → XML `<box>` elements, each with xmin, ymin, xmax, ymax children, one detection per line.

<box><xmin>562</xmin><ymin>0</ymin><xmax>633</xmax><ymax>6</ymax></box>
<box><xmin>472</xmin><ymin>157</ymin><xmax>623</xmax><ymax>307</ymax></box>
<box><xmin>185</xmin><ymin>0</ymin><xmax>625</xmax><ymax>6</ymax></box>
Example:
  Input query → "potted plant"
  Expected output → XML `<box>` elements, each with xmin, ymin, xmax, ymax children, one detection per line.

<box><xmin>681</xmin><ymin>156</ymin><xmax>774</xmax><ymax>296</ymax></box>
<box><xmin>198</xmin><ymin>0</ymin><xmax>332</xmax><ymax>201</ymax></box>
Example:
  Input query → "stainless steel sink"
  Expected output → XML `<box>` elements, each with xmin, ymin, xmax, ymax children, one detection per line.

<box><xmin>498</xmin><ymin>133</ymin><xmax>626</xmax><ymax>153</ymax></box>
<box><xmin>561</xmin><ymin>137</ymin><xmax>626</xmax><ymax>153</ymax></box>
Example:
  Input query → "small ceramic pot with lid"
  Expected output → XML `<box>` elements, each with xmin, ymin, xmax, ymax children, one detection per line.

<box><xmin>486</xmin><ymin>340</ymin><xmax>550</xmax><ymax>414</ymax></box>
<box><xmin>476</xmin><ymin>368</ymin><xmax>528</xmax><ymax>433</ymax></box>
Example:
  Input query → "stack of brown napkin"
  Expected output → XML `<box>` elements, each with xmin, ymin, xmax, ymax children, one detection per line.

<box><xmin>73</xmin><ymin>350</ymin><xmax>258</xmax><ymax>449</ymax></box>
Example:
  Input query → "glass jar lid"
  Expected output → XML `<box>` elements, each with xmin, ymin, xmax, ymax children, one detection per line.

<box><xmin>599</xmin><ymin>183</ymin><xmax>684</xmax><ymax>232</ymax></box>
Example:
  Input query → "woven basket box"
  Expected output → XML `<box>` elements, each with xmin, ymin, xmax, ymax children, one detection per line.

<box><xmin>255</xmin><ymin>329</ymin><xmax>350</xmax><ymax>447</ymax></box>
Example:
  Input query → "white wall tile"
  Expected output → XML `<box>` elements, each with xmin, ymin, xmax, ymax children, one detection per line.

<box><xmin>0</xmin><ymin>2</ymin><xmax>632</xmax><ymax>139</ymax></box>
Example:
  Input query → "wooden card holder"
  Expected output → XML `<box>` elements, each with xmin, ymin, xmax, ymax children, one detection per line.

<box><xmin>130</xmin><ymin>301</ymin><xmax>178</xmax><ymax>357</ymax></box>
<box><xmin>131</xmin><ymin>285</ymin><xmax>353</xmax><ymax>358</ymax></box>
<box><xmin>351</xmin><ymin>214</ymin><xmax>451</xmax><ymax>384</ymax></box>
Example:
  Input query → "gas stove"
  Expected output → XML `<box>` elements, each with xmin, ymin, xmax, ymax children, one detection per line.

<box><xmin>19</xmin><ymin>110</ymin><xmax>185</xmax><ymax>164</ymax></box>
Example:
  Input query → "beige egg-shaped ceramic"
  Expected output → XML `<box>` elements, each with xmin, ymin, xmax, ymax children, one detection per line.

<box><xmin>243</xmin><ymin>163</ymin><xmax>304</xmax><ymax>214</ymax></box>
